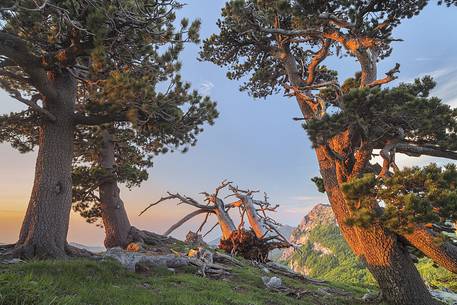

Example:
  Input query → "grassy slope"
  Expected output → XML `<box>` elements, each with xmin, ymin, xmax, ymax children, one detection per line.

<box><xmin>0</xmin><ymin>258</ymin><xmax>381</xmax><ymax>305</ymax></box>
<box><xmin>286</xmin><ymin>224</ymin><xmax>457</xmax><ymax>291</ymax></box>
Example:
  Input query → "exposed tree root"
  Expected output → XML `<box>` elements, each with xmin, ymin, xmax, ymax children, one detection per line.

<box><xmin>65</xmin><ymin>244</ymin><xmax>96</xmax><ymax>258</ymax></box>
<box><xmin>127</xmin><ymin>226</ymin><xmax>178</xmax><ymax>245</ymax></box>
<box><xmin>122</xmin><ymin>226</ymin><xmax>183</xmax><ymax>255</ymax></box>
<box><xmin>219</xmin><ymin>229</ymin><xmax>289</xmax><ymax>262</ymax></box>
<box><xmin>0</xmin><ymin>242</ymin><xmax>95</xmax><ymax>260</ymax></box>
<box><xmin>10</xmin><ymin>243</ymin><xmax>67</xmax><ymax>259</ymax></box>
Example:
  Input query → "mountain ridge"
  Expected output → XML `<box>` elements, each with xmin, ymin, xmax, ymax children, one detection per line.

<box><xmin>280</xmin><ymin>203</ymin><xmax>457</xmax><ymax>297</ymax></box>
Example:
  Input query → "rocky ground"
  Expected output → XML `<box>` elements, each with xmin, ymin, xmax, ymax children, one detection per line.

<box><xmin>0</xmin><ymin>235</ymin><xmax>387</xmax><ymax>305</ymax></box>
<box><xmin>1</xmin><ymin>204</ymin><xmax>456</xmax><ymax>305</ymax></box>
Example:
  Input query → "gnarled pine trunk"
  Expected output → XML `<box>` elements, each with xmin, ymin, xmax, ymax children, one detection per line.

<box><xmin>315</xmin><ymin>144</ymin><xmax>437</xmax><ymax>305</ymax></box>
<box><xmin>14</xmin><ymin>73</ymin><xmax>76</xmax><ymax>259</ymax></box>
<box><xmin>279</xmin><ymin>39</ymin><xmax>437</xmax><ymax>302</ymax></box>
<box><xmin>99</xmin><ymin>130</ymin><xmax>132</xmax><ymax>249</ymax></box>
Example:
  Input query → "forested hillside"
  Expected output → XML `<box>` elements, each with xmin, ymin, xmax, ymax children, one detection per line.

<box><xmin>282</xmin><ymin>205</ymin><xmax>457</xmax><ymax>291</ymax></box>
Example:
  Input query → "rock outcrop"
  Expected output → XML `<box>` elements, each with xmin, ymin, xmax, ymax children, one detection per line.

<box><xmin>281</xmin><ymin>204</ymin><xmax>335</xmax><ymax>261</ymax></box>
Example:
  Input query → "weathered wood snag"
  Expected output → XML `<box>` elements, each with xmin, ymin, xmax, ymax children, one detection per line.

<box><xmin>140</xmin><ymin>181</ymin><xmax>292</xmax><ymax>261</ymax></box>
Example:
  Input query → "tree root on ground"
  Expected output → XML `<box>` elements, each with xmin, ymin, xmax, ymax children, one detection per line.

<box><xmin>219</xmin><ymin>229</ymin><xmax>289</xmax><ymax>262</ymax></box>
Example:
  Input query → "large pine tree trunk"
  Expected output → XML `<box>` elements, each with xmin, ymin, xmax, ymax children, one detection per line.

<box><xmin>275</xmin><ymin>38</ymin><xmax>438</xmax><ymax>303</ymax></box>
<box><xmin>98</xmin><ymin>130</ymin><xmax>132</xmax><ymax>249</ymax></box>
<box><xmin>14</xmin><ymin>74</ymin><xmax>76</xmax><ymax>259</ymax></box>
<box><xmin>315</xmin><ymin>145</ymin><xmax>437</xmax><ymax>305</ymax></box>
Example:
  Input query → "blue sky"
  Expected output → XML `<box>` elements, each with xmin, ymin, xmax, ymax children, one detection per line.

<box><xmin>0</xmin><ymin>1</ymin><xmax>456</xmax><ymax>246</ymax></box>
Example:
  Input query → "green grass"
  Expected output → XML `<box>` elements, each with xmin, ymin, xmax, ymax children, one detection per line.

<box><xmin>0</xmin><ymin>258</ymin><xmax>376</xmax><ymax>305</ymax></box>
<box><xmin>287</xmin><ymin>224</ymin><xmax>376</xmax><ymax>288</ymax></box>
<box><xmin>417</xmin><ymin>258</ymin><xmax>457</xmax><ymax>291</ymax></box>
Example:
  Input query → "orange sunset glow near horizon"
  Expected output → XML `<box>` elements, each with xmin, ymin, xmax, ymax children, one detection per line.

<box><xmin>0</xmin><ymin>130</ymin><xmax>320</xmax><ymax>246</ymax></box>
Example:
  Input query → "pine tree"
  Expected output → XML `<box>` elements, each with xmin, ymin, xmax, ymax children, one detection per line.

<box><xmin>200</xmin><ymin>1</ymin><xmax>456</xmax><ymax>304</ymax></box>
<box><xmin>71</xmin><ymin>83</ymin><xmax>217</xmax><ymax>249</ymax></box>
<box><xmin>0</xmin><ymin>0</ymin><xmax>216</xmax><ymax>258</ymax></box>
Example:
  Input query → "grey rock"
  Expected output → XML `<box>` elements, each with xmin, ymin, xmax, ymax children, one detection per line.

<box><xmin>261</xmin><ymin>276</ymin><xmax>282</xmax><ymax>289</ymax></box>
<box><xmin>1</xmin><ymin>258</ymin><xmax>24</xmax><ymax>265</ymax></box>
<box><xmin>361</xmin><ymin>291</ymin><xmax>380</xmax><ymax>302</ymax></box>
<box><xmin>261</xmin><ymin>267</ymin><xmax>270</xmax><ymax>273</ymax></box>
<box><xmin>430</xmin><ymin>289</ymin><xmax>457</xmax><ymax>305</ymax></box>
<box><xmin>317</xmin><ymin>287</ymin><xmax>333</xmax><ymax>297</ymax></box>
<box><xmin>104</xmin><ymin>247</ymin><xmax>189</xmax><ymax>272</ymax></box>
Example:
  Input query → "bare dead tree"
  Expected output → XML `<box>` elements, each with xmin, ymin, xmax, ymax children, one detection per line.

<box><xmin>140</xmin><ymin>181</ymin><xmax>293</xmax><ymax>261</ymax></box>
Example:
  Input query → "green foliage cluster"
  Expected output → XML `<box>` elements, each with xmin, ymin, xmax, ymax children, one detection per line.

<box><xmin>0</xmin><ymin>111</ymin><xmax>38</xmax><ymax>153</ymax></box>
<box><xmin>439</xmin><ymin>0</ymin><xmax>457</xmax><ymax>6</ymax></box>
<box><xmin>342</xmin><ymin>164</ymin><xmax>457</xmax><ymax>233</ymax></box>
<box><xmin>200</xmin><ymin>0</ymin><xmax>427</xmax><ymax>99</ymax></box>
<box><xmin>304</xmin><ymin>76</ymin><xmax>457</xmax><ymax>150</ymax></box>
<box><xmin>417</xmin><ymin>258</ymin><xmax>457</xmax><ymax>291</ymax></box>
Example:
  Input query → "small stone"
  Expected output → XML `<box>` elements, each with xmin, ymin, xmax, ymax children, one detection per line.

<box><xmin>317</xmin><ymin>288</ymin><xmax>332</xmax><ymax>297</ymax></box>
<box><xmin>167</xmin><ymin>268</ymin><xmax>176</xmax><ymax>273</ymax></box>
<box><xmin>1</xmin><ymin>258</ymin><xmax>23</xmax><ymax>264</ymax></box>
<box><xmin>261</xmin><ymin>267</ymin><xmax>270</xmax><ymax>273</ymax></box>
<box><xmin>362</xmin><ymin>291</ymin><xmax>380</xmax><ymax>302</ymax></box>
<box><xmin>262</xmin><ymin>276</ymin><xmax>282</xmax><ymax>289</ymax></box>
<box><xmin>430</xmin><ymin>289</ymin><xmax>457</xmax><ymax>305</ymax></box>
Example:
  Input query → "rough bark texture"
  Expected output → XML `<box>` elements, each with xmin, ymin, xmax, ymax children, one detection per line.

<box><xmin>219</xmin><ymin>229</ymin><xmax>287</xmax><ymax>262</ymax></box>
<box><xmin>314</xmin><ymin>143</ymin><xmax>437</xmax><ymax>305</ymax></box>
<box><xmin>276</xmin><ymin>36</ymin><xmax>438</xmax><ymax>303</ymax></box>
<box><xmin>403</xmin><ymin>226</ymin><xmax>457</xmax><ymax>274</ymax></box>
<box><xmin>14</xmin><ymin>73</ymin><xmax>76</xmax><ymax>259</ymax></box>
<box><xmin>98</xmin><ymin>130</ymin><xmax>132</xmax><ymax>249</ymax></box>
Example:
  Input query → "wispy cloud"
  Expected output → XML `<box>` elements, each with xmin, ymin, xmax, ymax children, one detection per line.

<box><xmin>283</xmin><ymin>206</ymin><xmax>315</xmax><ymax>215</ymax></box>
<box><xmin>415</xmin><ymin>57</ymin><xmax>435</xmax><ymax>62</ymax></box>
<box><xmin>430</xmin><ymin>68</ymin><xmax>457</xmax><ymax>106</ymax></box>
<box><xmin>399</xmin><ymin>67</ymin><xmax>454</xmax><ymax>84</ymax></box>
<box><xmin>200</xmin><ymin>81</ymin><xmax>215</xmax><ymax>96</ymax></box>
<box><xmin>289</xmin><ymin>195</ymin><xmax>327</xmax><ymax>202</ymax></box>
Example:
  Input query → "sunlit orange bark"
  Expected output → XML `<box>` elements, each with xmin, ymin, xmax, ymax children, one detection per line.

<box><xmin>403</xmin><ymin>225</ymin><xmax>457</xmax><ymax>274</ymax></box>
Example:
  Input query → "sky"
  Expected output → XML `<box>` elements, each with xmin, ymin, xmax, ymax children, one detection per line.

<box><xmin>1</xmin><ymin>1</ymin><xmax>457</xmax><ymax>246</ymax></box>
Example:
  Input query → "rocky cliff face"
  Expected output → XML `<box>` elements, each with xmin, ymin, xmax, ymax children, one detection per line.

<box><xmin>279</xmin><ymin>204</ymin><xmax>375</xmax><ymax>284</ymax></box>
<box><xmin>280</xmin><ymin>204</ymin><xmax>457</xmax><ymax>296</ymax></box>
<box><xmin>280</xmin><ymin>204</ymin><xmax>335</xmax><ymax>262</ymax></box>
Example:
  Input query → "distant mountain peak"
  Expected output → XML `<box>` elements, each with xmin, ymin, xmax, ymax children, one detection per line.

<box><xmin>281</xmin><ymin>203</ymin><xmax>335</xmax><ymax>261</ymax></box>
<box><xmin>291</xmin><ymin>204</ymin><xmax>334</xmax><ymax>239</ymax></box>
